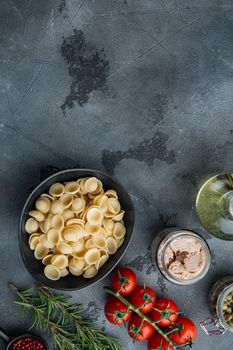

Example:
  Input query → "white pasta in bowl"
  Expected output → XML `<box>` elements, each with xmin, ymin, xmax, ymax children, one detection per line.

<box><xmin>19</xmin><ymin>169</ymin><xmax>134</xmax><ymax>290</ymax></box>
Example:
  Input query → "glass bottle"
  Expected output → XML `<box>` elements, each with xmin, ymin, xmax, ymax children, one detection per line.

<box><xmin>196</xmin><ymin>173</ymin><xmax>233</xmax><ymax>240</ymax></box>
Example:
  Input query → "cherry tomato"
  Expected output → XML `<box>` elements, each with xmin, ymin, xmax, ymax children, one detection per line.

<box><xmin>128</xmin><ymin>314</ymin><xmax>154</xmax><ymax>342</ymax></box>
<box><xmin>148</xmin><ymin>334</ymin><xmax>175</xmax><ymax>350</ymax></box>
<box><xmin>129</xmin><ymin>286</ymin><xmax>156</xmax><ymax>314</ymax></box>
<box><xmin>111</xmin><ymin>267</ymin><xmax>137</xmax><ymax>296</ymax></box>
<box><xmin>151</xmin><ymin>298</ymin><xmax>179</xmax><ymax>327</ymax></box>
<box><xmin>170</xmin><ymin>317</ymin><xmax>197</xmax><ymax>345</ymax></box>
<box><xmin>104</xmin><ymin>296</ymin><xmax>132</xmax><ymax>325</ymax></box>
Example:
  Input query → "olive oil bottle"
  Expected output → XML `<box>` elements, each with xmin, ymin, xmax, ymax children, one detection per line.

<box><xmin>196</xmin><ymin>173</ymin><xmax>233</xmax><ymax>240</ymax></box>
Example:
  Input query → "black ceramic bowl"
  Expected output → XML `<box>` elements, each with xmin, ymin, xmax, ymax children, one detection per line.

<box><xmin>19</xmin><ymin>169</ymin><xmax>134</xmax><ymax>290</ymax></box>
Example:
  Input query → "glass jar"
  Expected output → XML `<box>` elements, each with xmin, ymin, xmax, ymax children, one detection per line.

<box><xmin>200</xmin><ymin>276</ymin><xmax>233</xmax><ymax>335</ymax></box>
<box><xmin>150</xmin><ymin>227</ymin><xmax>211</xmax><ymax>285</ymax></box>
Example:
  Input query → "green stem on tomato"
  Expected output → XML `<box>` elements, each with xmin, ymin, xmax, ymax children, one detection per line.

<box><xmin>165</xmin><ymin>327</ymin><xmax>180</xmax><ymax>336</ymax></box>
<box><xmin>104</xmin><ymin>286</ymin><xmax>177</xmax><ymax>350</ymax></box>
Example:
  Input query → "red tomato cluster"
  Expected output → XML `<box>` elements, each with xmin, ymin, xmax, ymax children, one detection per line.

<box><xmin>11</xmin><ymin>337</ymin><xmax>46</xmax><ymax>350</ymax></box>
<box><xmin>104</xmin><ymin>267</ymin><xmax>197</xmax><ymax>349</ymax></box>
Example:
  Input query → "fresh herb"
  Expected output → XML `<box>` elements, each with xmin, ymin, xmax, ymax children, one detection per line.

<box><xmin>10</xmin><ymin>283</ymin><xmax>121</xmax><ymax>350</ymax></box>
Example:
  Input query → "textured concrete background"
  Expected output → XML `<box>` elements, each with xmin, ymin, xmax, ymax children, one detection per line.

<box><xmin>1</xmin><ymin>0</ymin><xmax>233</xmax><ymax>348</ymax></box>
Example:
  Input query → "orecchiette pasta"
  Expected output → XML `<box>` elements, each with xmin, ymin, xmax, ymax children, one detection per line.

<box><xmin>50</xmin><ymin>200</ymin><xmax>64</xmax><ymax>215</ymax></box>
<box><xmin>60</xmin><ymin>268</ymin><xmax>69</xmax><ymax>277</ymax></box>
<box><xmin>25</xmin><ymin>176</ymin><xmax>127</xmax><ymax>281</ymax></box>
<box><xmin>28</xmin><ymin>210</ymin><xmax>45</xmax><ymax>222</ymax></box>
<box><xmin>35</xmin><ymin>197</ymin><xmax>50</xmax><ymax>214</ymax></box>
<box><xmin>64</xmin><ymin>181</ymin><xmax>80</xmax><ymax>194</ymax></box>
<box><xmin>49</xmin><ymin>183</ymin><xmax>65</xmax><ymax>197</ymax></box>
<box><xmin>57</xmin><ymin>242</ymin><xmax>73</xmax><ymax>255</ymax></box>
<box><xmin>25</xmin><ymin>218</ymin><xmax>39</xmax><ymax>234</ymax></box>
<box><xmin>83</xmin><ymin>265</ymin><xmax>98</xmax><ymax>279</ymax></box>
<box><xmin>86</xmin><ymin>207</ymin><xmax>103</xmax><ymax>226</ymax></box>
<box><xmin>42</xmin><ymin>254</ymin><xmax>53</xmax><ymax>265</ymax></box>
<box><xmin>51</xmin><ymin>254</ymin><xmax>68</xmax><ymax>269</ymax></box>
<box><xmin>44</xmin><ymin>264</ymin><xmax>61</xmax><ymax>280</ymax></box>
<box><xmin>59</xmin><ymin>194</ymin><xmax>73</xmax><ymax>209</ymax></box>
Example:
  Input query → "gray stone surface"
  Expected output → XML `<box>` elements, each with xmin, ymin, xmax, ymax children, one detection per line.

<box><xmin>1</xmin><ymin>0</ymin><xmax>233</xmax><ymax>348</ymax></box>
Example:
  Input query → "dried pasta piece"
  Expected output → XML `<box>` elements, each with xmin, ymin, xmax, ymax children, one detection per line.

<box><xmin>88</xmin><ymin>179</ymin><xmax>103</xmax><ymax>197</ymax></box>
<box><xmin>28</xmin><ymin>210</ymin><xmax>45</xmax><ymax>222</ymax></box>
<box><xmin>40</xmin><ymin>234</ymin><xmax>54</xmax><ymax>249</ymax></box>
<box><xmin>79</xmin><ymin>206</ymin><xmax>90</xmax><ymax>220</ymax></box>
<box><xmin>57</xmin><ymin>242</ymin><xmax>72</xmax><ymax>255</ymax></box>
<box><xmin>25</xmin><ymin>218</ymin><xmax>39</xmax><ymax>234</ymax></box>
<box><xmin>35</xmin><ymin>197</ymin><xmax>50</xmax><ymax>214</ymax></box>
<box><xmin>102</xmin><ymin>218</ymin><xmax>114</xmax><ymax>233</ymax></box>
<box><xmin>106</xmin><ymin>237</ymin><xmax>118</xmax><ymax>255</ymax></box>
<box><xmin>29</xmin><ymin>236</ymin><xmax>40</xmax><ymax>250</ymax></box>
<box><xmin>83</xmin><ymin>265</ymin><xmax>98</xmax><ymax>278</ymax></box>
<box><xmin>64</xmin><ymin>181</ymin><xmax>80</xmax><ymax>194</ymax></box>
<box><xmin>39</xmin><ymin>222</ymin><xmax>46</xmax><ymax>233</ymax></box>
<box><xmin>107</xmin><ymin>198</ymin><xmax>121</xmax><ymax>214</ymax></box>
<box><xmin>85</xmin><ymin>238</ymin><xmax>95</xmax><ymax>250</ymax></box>
<box><xmin>96</xmin><ymin>254</ymin><xmax>109</xmax><ymax>270</ymax></box>
<box><xmin>116</xmin><ymin>238</ymin><xmax>124</xmax><ymax>248</ymax></box>
<box><xmin>29</xmin><ymin>233</ymin><xmax>40</xmax><ymax>245</ymax></box>
<box><xmin>92</xmin><ymin>233</ymin><xmax>107</xmax><ymax>249</ymax></box>
<box><xmin>62</xmin><ymin>209</ymin><xmax>75</xmax><ymax>222</ymax></box>
<box><xmin>94</xmin><ymin>195</ymin><xmax>108</xmax><ymax>212</ymax></box>
<box><xmin>79</xmin><ymin>178</ymin><xmax>89</xmax><ymax>194</ymax></box>
<box><xmin>72</xmin><ymin>249</ymin><xmax>87</xmax><ymax>259</ymax></box>
<box><xmin>66</xmin><ymin>218</ymin><xmax>85</xmax><ymax>227</ymax></box>
<box><xmin>70</xmin><ymin>239</ymin><xmax>85</xmax><ymax>253</ymax></box>
<box><xmin>62</xmin><ymin>227</ymin><xmax>79</xmax><ymax>242</ymax></box>
<box><xmin>42</xmin><ymin>254</ymin><xmax>53</xmax><ymax>265</ymax></box>
<box><xmin>50</xmin><ymin>214</ymin><xmax>64</xmax><ymax>231</ymax></box>
<box><xmin>104</xmin><ymin>210</ymin><xmax>114</xmax><ymax>218</ymax></box>
<box><xmin>86</xmin><ymin>207</ymin><xmax>103</xmax><ymax>226</ymax></box>
<box><xmin>51</xmin><ymin>254</ymin><xmax>68</xmax><ymax>269</ymax></box>
<box><xmin>69</xmin><ymin>265</ymin><xmax>83</xmax><ymax>276</ymax></box>
<box><xmin>104</xmin><ymin>189</ymin><xmax>118</xmax><ymax>199</ymax></box>
<box><xmin>69</xmin><ymin>258</ymin><xmax>85</xmax><ymax>269</ymax></box>
<box><xmin>60</xmin><ymin>268</ymin><xmax>69</xmax><ymax>277</ymax></box>
<box><xmin>44</xmin><ymin>264</ymin><xmax>61</xmax><ymax>281</ymax></box>
<box><xmin>112</xmin><ymin>210</ymin><xmax>125</xmax><ymax>221</ymax></box>
<box><xmin>42</xmin><ymin>214</ymin><xmax>53</xmax><ymax>233</ymax></box>
<box><xmin>93</xmin><ymin>194</ymin><xmax>103</xmax><ymax>205</ymax></box>
<box><xmin>113</xmin><ymin>222</ymin><xmax>126</xmax><ymax>239</ymax></box>
<box><xmin>99</xmin><ymin>227</ymin><xmax>108</xmax><ymax>236</ymax></box>
<box><xmin>47</xmin><ymin>229</ymin><xmax>61</xmax><ymax>245</ymax></box>
<box><xmin>84</xmin><ymin>248</ymin><xmax>100</xmax><ymax>265</ymax></box>
<box><xmin>84</xmin><ymin>222</ymin><xmax>101</xmax><ymax>235</ymax></box>
<box><xmin>72</xmin><ymin>197</ymin><xmax>86</xmax><ymax>214</ymax></box>
<box><xmin>49</xmin><ymin>183</ymin><xmax>64</xmax><ymax>197</ymax></box>
<box><xmin>64</xmin><ymin>224</ymin><xmax>87</xmax><ymax>241</ymax></box>
<box><xmin>84</xmin><ymin>177</ymin><xmax>98</xmax><ymax>193</ymax></box>
<box><xmin>34</xmin><ymin>243</ymin><xmax>49</xmax><ymax>260</ymax></box>
<box><xmin>99</xmin><ymin>248</ymin><xmax>109</xmax><ymax>256</ymax></box>
<box><xmin>41</xmin><ymin>193</ymin><xmax>54</xmax><ymax>201</ymax></box>
<box><xmin>50</xmin><ymin>200</ymin><xmax>64</xmax><ymax>215</ymax></box>
<box><xmin>59</xmin><ymin>194</ymin><xmax>73</xmax><ymax>209</ymax></box>
<box><xmin>83</xmin><ymin>263</ymin><xmax>91</xmax><ymax>271</ymax></box>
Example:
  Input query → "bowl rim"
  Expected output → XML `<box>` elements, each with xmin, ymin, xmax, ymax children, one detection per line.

<box><xmin>19</xmin><ymin>168</ymin><xmax>135</xmax><ymax>290</ymax></box>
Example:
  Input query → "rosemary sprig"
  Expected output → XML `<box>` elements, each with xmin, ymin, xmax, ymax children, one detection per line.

<box><xmin>10</xmin><ymin>283</ymin><xmax>121</xmax><ymax>350</ymax></box>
